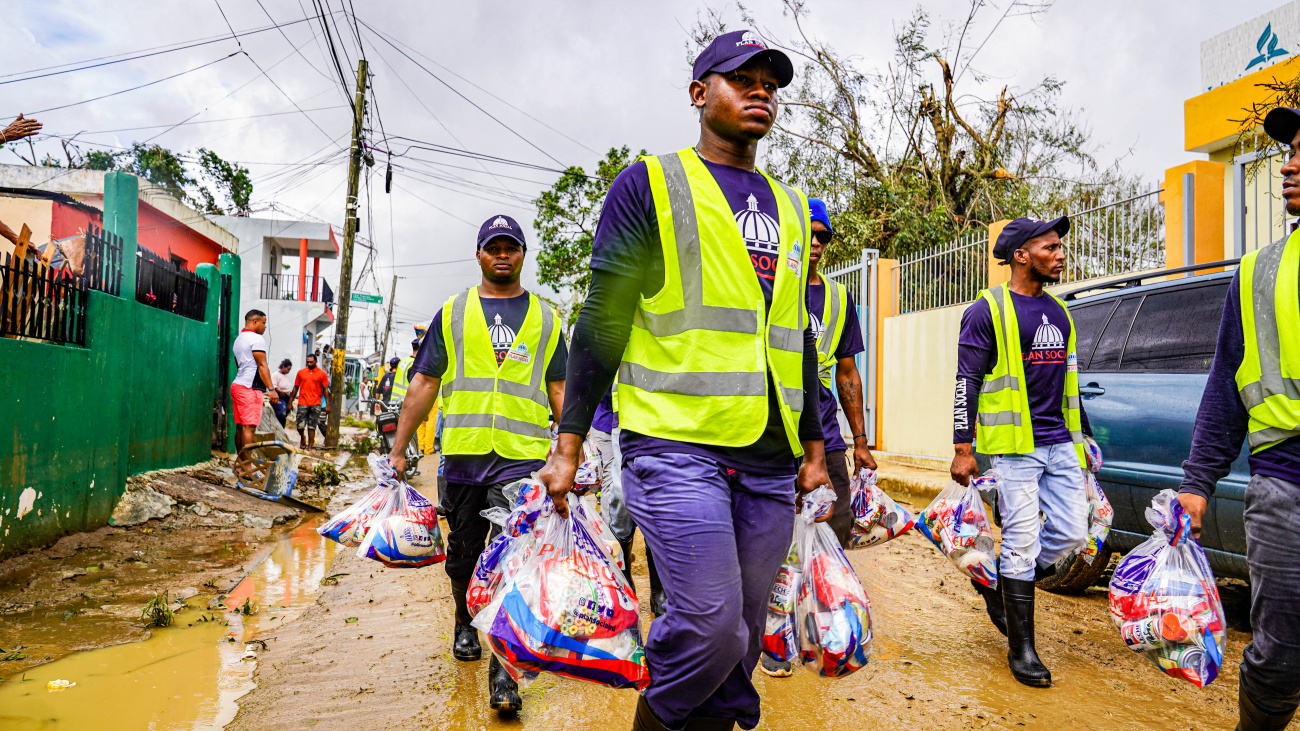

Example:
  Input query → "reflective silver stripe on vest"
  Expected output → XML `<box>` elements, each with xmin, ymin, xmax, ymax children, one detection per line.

<box><xmin>619</xmin><ymin>361</ymin><xmax>766</xmax><ymax>397</ymax></box>
<box><xmin>978</xmin><ymin>411</ymin><xmax>1022</xmax><ymax>427</ymax></box>
<box><xmin>443</xmin><ymin>413</ymin><xmax>551</xmax><ymax>441</ymax></box>
<box><xmin>981</xmin><ymin>374</ymin><xmax>1018</xmax><ymax>393</ymax></box>
<box><xmin>783</xmin><ymin>386</ymin><xmax>804</xmax><ymax>413</ymax></box>
<box><xmin>769</xmin><ymin>325</ymin><xmax>803</xmax><ymax>354</ymax></box>
<box><xmin>817</xmin><ymin>281</ymin><xmax>842</xmax><ymax>359</ymax></box>
<box><xmin>1240</xmin><ymin>238</ymin><xmax>1300</xmax><ymax>411</ymax></box>
<box><xmin>772</xmin><ymin>178</ymin><xmax>808</xmax><ymax>338</ymax></box>
<box><xmin>441</xmin><ymin>291</ymin><xmax>553</xmax><ymax>410</ymax></box>
<box><xmin>1065</xmin><ymin>395</ymin><xmax>1081</xmax><ymax>410</ymax></box>
<box><xmin>635</xmin><ymin>153</ymin><xmax>759</xmax><ymax>337</ymax></box>
<box><xmin>1250</xmin><ymin>425</ymin><xmax>1300</xmax><ymax>451</ymax></box>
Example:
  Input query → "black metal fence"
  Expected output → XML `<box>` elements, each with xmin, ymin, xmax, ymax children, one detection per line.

<box><xmin>260</xmin><ymin>272</ymin><xmax>334</xmax><ymax>307</ymax></box>
<box><xmin>135</xmin><ymin>247</ymin><xmax>208</xmax><ymax>321</ymax></box>
<box><xmin>0</xmin><ymin>252</ymin><xmax>87</xmax><ymax>345</ymax></box>
<box><xmin>84</xmin><ymin>223</ymin><xmax>123</xmax><ymax>296</ymax></box>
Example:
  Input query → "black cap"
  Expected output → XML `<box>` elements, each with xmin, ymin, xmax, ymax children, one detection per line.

<box><xmin>1265</xmin><ymin>107</ymin><xmax>1300</xmax><ymax>146</ymax></box>
<box><xmin>993</xmin><ymin>216</ymin><xmax>1070</xmax><ymax>264</ymax></box>
<box><xmin>692</xmin><ymin>30</ymin><xmax>794</xmax><ymax>88</ymax></box>
<box><xmin>411</xmin><ymin>338</ymin><xmax>421</xmax><ymax>351</ymax></box>
<box><xmin>476</xmin><ymin>214</ymin><xmax>527</xmax><ymax>250</ymax></box>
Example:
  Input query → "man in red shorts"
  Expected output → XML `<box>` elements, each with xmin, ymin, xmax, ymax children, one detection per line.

<box><xmin>230</xmin><ymin>309</ymin><xmax>278</xmax><ymax>455</ymax></box>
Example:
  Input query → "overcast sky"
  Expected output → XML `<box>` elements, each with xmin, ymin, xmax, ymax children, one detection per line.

<box><xmin>0</xmin><ymin>0</ymin><xmax>1285</xmax><ymax>354</ymax></box>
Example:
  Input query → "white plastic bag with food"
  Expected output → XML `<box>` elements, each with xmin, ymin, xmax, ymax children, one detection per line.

<box><xmin>916</xmin><ymin>481</ymin><xmax>998</xmax><ymax>589</ymax></box>
<box><xmin>354</xmin><ymin>455</ymin><xmax>445</xmax><ymax>568</ymax></box>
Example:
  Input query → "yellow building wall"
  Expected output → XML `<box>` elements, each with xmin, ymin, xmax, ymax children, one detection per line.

<box><xmin>1161</xmin><ymin>160</ymin><xmax>1226</xmax><ymax>268</ymax></box>
<box><xmin>1186</xmin><ymin>55</ymin><xmax>1300</xmax><ymax>154</ymax></box>
<box><xmin>0</xmin><ymin>197</ymin><xmax>52</xmax><ymax>259</ymax></box>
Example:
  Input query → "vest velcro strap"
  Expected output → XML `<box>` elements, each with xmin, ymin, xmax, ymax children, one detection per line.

<box><xmin>634</xmin><ymin>305</ymin><xmax>758</xmax><ymax>337</ymax></box>
<box><xmin>783</xmin><ymin>386</ymin><xmax>804</xmax><ymax>412</ymax></box>
<box><xmin>620</xmin><ymin>361</ymin><xmax>766</xmax><ymax>397</ymax></box>
<box><xmin>1240</xmin><ymin>375</ymin><xmax>1300</xmax><ymax>410</ymax></box>
<box><xmin>978</xmin><ymin>411</ymin><xmax>1022</xmax><ymax>427</ymax></box>
<box><xmin>769</xmin><ymin>324</ymin><xmax>803</xmax><ymax>353</ymax></box>
<box><xmin>445</xmin><ymin>412</ymin><xmax>551</xmax><ymax>441</ymax></box>
<box><xmin>981</xmin><ymin>374</ymin><xmax>1019</xmax><ymax>393</ymax></box>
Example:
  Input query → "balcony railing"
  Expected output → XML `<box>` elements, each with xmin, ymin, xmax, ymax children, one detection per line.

<box><xmin>260</xmin><ymin>273</ymin><xmax>334</xmax><ymax>307</ymax></box>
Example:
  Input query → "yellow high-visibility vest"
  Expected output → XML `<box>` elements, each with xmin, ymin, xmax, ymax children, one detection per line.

<box><xmin>618</xmin><ymin>148</ymin><xmax>811</xmax><ymax>454</ymax></box>
<box><xmin>974</xmin><ymin>284</ymin><xmax>1086</xmax><ymax>466</ymax></box>
<box><xmin>391</xmin><ymin>355</ymin><xmax>416</xmax><ymax>400</ymax></box>
<box><xmin>440</xmin><ymin>288</ymin><xmax>560</xmax><ymax>460</ymax></box>
<box><xmin>1237</xmin><ymin>230</ymin><xmax>1300</xmax><ymax>453</ymax></box>
<box><xmin>814</xmin><ymin>278</ymin><xmax>848</xmax><ymax>388</ymax></box>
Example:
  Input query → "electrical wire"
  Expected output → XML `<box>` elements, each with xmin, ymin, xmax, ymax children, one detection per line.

<box><xmin>57</xmin><ymin>106</ymin><xmax>345</xmax><ymax>135</ymax></box>
<box><xmin>9</xmin><ymin>52</ymin><xmax>241</xmax><ymax>117</ymax></box>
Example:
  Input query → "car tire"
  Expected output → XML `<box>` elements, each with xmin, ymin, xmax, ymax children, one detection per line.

<box><xmin>1037</xmin><ymin>545</ymin><xmax>1113</xmax><ymax>594</ymax></box>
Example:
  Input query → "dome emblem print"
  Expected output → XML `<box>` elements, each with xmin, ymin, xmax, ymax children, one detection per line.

<box><xmin>736</xmin><ymin>193</ymin><xmax>781</xmax><ymax>281</ymax></box>
<box><xmin>1025</xmin><ymin>313</ymin><xmax>1067</xmax><ymax>366</ymax></box>
<box><xmin>488</xmin><ymin>312</ymin><xmax>517</xmax><ymax>365</ymax></box>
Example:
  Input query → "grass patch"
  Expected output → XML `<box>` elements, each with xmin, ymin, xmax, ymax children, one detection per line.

<box><xmin>141</xmin><ymin>592</ymin><xmax>174</xmax><ymax>628</ymax></box>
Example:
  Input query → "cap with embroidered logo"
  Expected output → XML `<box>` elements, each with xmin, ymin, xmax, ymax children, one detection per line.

<box><xmin>476</xmin><ymin>214</ymin><xmax>527</xmax><ymax>250</ymax></box>
<box><xmin>692</xmin><ymin>29</ymin><xmax>794</xmax><ymax>88</ymax></box>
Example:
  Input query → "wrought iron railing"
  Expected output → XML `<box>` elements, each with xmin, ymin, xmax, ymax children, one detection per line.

<box><xmin>894</xmin><ymin>231</ymin><xmax>988</xmax><ymax>314</ymax></box>
<box><xmin>260</xmin><ymin>273</ymin><xmax>334</xmax><ymax>306</ymax></box>
<box><xmin>83</xmin><ymin>223</ymin><xmax>123</xmax><ymax>296</ymax></box>
<box><xmin>136</xmin><ymin>247</ymin><xmax>208</xmax><ymax>321</ymax></box>
<box><xmin>0</xmin><ymin>251</ymin><xmax>87</xmax><ymax>345</ymax></box>
<box><xmin>1060</xmin><ymin>186</ymin><xmax>1165</xmax><ymax>285</ymax></box>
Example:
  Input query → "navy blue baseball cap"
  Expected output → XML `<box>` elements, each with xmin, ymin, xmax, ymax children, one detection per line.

<box><xmin>993</xmin><ymin>216</ymin><xmax>1070</xmax><ymax>264</ymax></box>
<box><xmin>1265</xmin><ymin>107</ymin><xmax>1300</xmax><ymax>145</ymax></box>
<box><xmin>476</xmin><ymin>214</ymin><xmax>527</xmax><ymax>250</ymax></box>
<box><xmin>692</xmin><ymin>30</ymin><xmax>794</xmax><ymax>88</ymax></box>
<box><xmin>808</xmin><ymin>197</ymin><xmax>833</xmax><ymax>233</ymax></box>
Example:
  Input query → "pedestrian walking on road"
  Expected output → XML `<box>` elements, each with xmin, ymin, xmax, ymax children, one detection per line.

<box><xmin>230</xmin><ymin>310</ymin><xmax>278</xmax><ymax>458</ymax></box>
<box><xmin>377</xmin><ymin>357</ymin><xmax>399</xmax><ymax>404</ymax></box>
<box><xmin>950</xmin><ymin>216</ymin><xmax>1097</xmax><ymax>688</ymax></box>
<box><xmin>271</xmin><ymin>359</ymin><xmax>294</xmax><ymax>428</ymax></box>
<box><xmin>289</xmin><ymin>353</ymin><xmax>330</xmax><ymax>450</ymax></box>
<box><xmin>759</xmin><ymin>197</ymin><xmax>875</xmax><ymax>679</ymax></box>
<box><xmin>537</xmin><ymin>29</ymin><xmax>831</xmax><ymax>730</ymax></box>
<box><xmin>386</xmin><ymin>214</ymin><xmax>567</xmax><ymax>716</ymax></box>
<box><xmin>1178</xmin><ymin>106</ymin><xmax>1300</xmax><ymax>731</ymax></box>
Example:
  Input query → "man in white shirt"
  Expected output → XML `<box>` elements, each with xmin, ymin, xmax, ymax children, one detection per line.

<box><xmin>271</xmin><ymin>359</ymin><xmax>295</xmax><ymax>427</ymax></box>
<box><xmin>231</xmin><ymin>309</ymin><xmax>278</xmax><ymax>455</ymax></box>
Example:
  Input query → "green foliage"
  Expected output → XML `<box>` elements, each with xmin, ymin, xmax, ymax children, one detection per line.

<box><xmin>533</xmin><ymin>146</ymin><xmax>645</xmax><ymax>319</ymax></box>
<box><xmin>141</xmin><ymin>591</ymin><xmax>174</xmax><ymax>628</ymax></box>
<box><xmin>344</xmin><ymin>417</ymin><xmax>375</xmax><ymax>430</ymax></box>
<box><xmin>312</xmin><ymin>462</ymin><xmax>341</xmax><ymax>486</ymax></box>
<box><xmin>349</xmin><ymin>435</ymin><xmax>376</xmax><ymax>455</ymax></box>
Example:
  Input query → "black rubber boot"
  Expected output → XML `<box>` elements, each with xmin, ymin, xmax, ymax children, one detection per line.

<box><xmin>619</xmin><ymin>536</ymin><xmax>637</xmax><ymax>594</ymax></box>
<box><xmin>1002</xmin><ymin>576</ymin><xmax>1051</xmax><ymax>687</ymax></box>
<box><xmin>646</xmin><ymin>545</ymin><xmax>667</xmax><ymax>618</ymax></box>
<box><xmin>1238</xmin><ymin>687</ymin><xmax>1298</xmax><ymax>731</ymax></box>
<box><xmin>488</xmin><ymin>654</ymin><xmax>522</xmax><ymax>714</ymax></box>
<box><xmin>449</xmin><ymin>579</ymin><xmax>481</xmax><ymax>661</ymax></box>
<box><xmin>972</xmin><ymin>578</ymin><xmax>1007</xmax><ymax>636</ymax></box>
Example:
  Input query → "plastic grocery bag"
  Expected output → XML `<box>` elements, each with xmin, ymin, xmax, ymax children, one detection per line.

<box><xmin>1084</xmin><ymin>436</ymin><xmax>1104</xmax><ymax>473</ymax></box>
<box><xmin>574</xmin><ymin>439</ymin><xmax>602</xmax><ymax>491</ymax></box>
<box><xmin>793</xmin><ymin>486</ymin><xmax>873</xmax><ymax>677</ymax></box>
<box><xmin>467</xmin><ymin>480</ymin><xmax>549</xmax><ymax>617</ymax></box>
<box><xmin>761</xmin><ymin>537</ymin><xmax>801</xmax><ymax>663</ymax></box>
<box><xmin>354</xmin><ymin>455</ymin><xmax>446</xmax><ymax>568</ymax></box>
<box><xmin>472</xmin><ymin>492</ymin><xmax>650</xmax><ymax>690</ymax></box>
<box><xmin>318</xmin><ymin>456</ymin><xmax>405</xmax><ymax>546</ymax></box>
<box><xmin>847</xmin><ymin>469</ymin><xmax>916</xmax><ymax>549</ymax></box>
<box><xmin>1078</xmin><ymin>471</ymin><xmax>1114</xmax><ymax>565</ymax></box>
<box><xmin>917</xmin><ymin>481</ymin><xmax>998</xmax><ymax>588</ymax></box>
<box><xmin>1108</xmin><ymin>489</ymin><xmax>1226</xmax><ymax>688</ymax></box>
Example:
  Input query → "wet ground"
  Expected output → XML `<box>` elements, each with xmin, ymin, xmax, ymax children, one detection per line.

<box><xmin>227</xmin><ymin>484</ymin><xmax>1250</xmax><ymax>731</ymax></box>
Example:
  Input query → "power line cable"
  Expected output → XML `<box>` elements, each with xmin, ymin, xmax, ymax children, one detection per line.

<box><xmin>254</xmin><ymin>0</ymin><xmax>337</xmax><ymax>86</ymax></box>
<box><xmin>9</xmin><ymin>52</ymin><xmax>241</xmax><ymax>117</ymax></box>
<box><xmin>59</xmin><ymin>106</ymin><xmax>344</xmax><ymax>135</ymax></box>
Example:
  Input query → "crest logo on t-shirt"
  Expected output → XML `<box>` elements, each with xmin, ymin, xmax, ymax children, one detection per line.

<box><xmin>810</xmin><ymin>311</ymin><xmax>825</xmax><ymax>341</ymax></box>
<box><xmin>488</xmin><ymin>313</ymin><xmax>518</xmax><ymax>365</ymax></box>
<box><xmin>1031</xmin><ymin>314</ymin><xmax>1065</xmax><ymax>350</ymax></box>
<box><xmin>736</xmin><ymin>193</ymin><xmax>781</xmax><ymax>280</ymax></box>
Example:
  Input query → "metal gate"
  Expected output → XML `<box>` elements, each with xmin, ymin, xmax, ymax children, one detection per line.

<box><xmin>212</xmin><ymin>272</ymin><xmax>232</xmax><ymax>449</ymax></box>
<box><xmin>821</xmin><ymin>249</ymin><xmax>880</xmax><ymax>446</ymax></box>
<box><xmin>1233</xmin><ymin>142</ymin><xmax>1294</xmax><ymax>256</ymax></box>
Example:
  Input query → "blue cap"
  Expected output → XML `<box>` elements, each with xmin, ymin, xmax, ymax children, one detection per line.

<box><xmin>1265</xmin><ymin>107</ymin><xmax>1300</xmax><ymax>145</ymax></box>
<box><xmin>476</xmin><ymin>214</ymin><xmax>527</xmax><ymax>250</ymax></box>
<box><xmin>993</xmin><ymin>216</ymin><xmax>1070</xmax><ymax>264</ymax></box>
<box><xmin>808</xmin><ymin>198</ymin><xmax>833</xmax><ymax>233</ymax></box>
<box><xmin>692</xmin><ymin>30</ymin><xmax>794</xmax><ymax>88</ymax></box>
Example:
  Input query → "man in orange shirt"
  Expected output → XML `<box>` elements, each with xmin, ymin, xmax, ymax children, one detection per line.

<box><xmin>289</xmin><ymin>353</ymin><xmax>331</xmax><ymax>450</ymax></box>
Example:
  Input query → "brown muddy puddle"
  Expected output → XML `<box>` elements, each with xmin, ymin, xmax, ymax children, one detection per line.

<box><xmin>0</xmin><ymin>517</ymin><xmax>337</xmax><ymax>730</ymax></box>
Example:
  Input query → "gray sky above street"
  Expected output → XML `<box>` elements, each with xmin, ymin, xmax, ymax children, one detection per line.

<box><xmin>1</xmin><ymin>0</ymin><xmax>1284</xmax><ymax>353</ymax></box>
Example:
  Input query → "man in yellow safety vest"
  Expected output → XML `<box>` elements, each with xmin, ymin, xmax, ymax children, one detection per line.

<box><xmin>950</xmin><ymin>216</ymin><xmax>1096</xmax><ymax>688</ymax></box>
<box><xmin>537</xmin><ymin>29</ymin><xmax>831</xmax><ymax>731</ymax></box>
<box><xmin>387</xmin><ymin>214</ymin><xmax>566</xmax><ymax>716</ymax></box>
<box><xmin>1179</xmin><ymin>107</ymin><xmax>1300</xmax><ymax>731</ymax></box>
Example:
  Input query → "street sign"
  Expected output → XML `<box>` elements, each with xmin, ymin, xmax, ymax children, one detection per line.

<box><xmin>351</xmin><ymin>292</ymin><xmax>383</xmax><ymax>304</ymax></box>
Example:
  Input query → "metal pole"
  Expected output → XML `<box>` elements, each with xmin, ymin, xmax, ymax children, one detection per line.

<box><xmin>1182</xmin><ymin>172</ymin><xmax>1196</xmax><ymax>272</ymax></box>
<box><xmin>381</xmin><ymin>274</ymin><xmax>397</xmax><ymax>361</ymax></box>
<box><xmin>325</xmin><ymin>58</ymin><xmax>368</xmax><ymax>446</ymax></box>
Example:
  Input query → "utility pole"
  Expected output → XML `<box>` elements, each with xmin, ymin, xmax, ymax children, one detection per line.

<box><xmin>380</xmin><ymin>274</ymin><xmax>397</xmax><ymax>361</ymax></box>
<box><xmin>325</xmin><ymin>58</ymin><xmax>368</xmax><ymax>447</ymax></box>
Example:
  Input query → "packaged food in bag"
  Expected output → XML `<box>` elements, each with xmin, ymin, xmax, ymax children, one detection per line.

<box><xmin>761</xmin><ymin>538</ymin><xmax>801</xmax><ymax>663</ymax></box>
<box><xmin>467</xmin><ymin>480</ymin><xmax>551</xmax><ymax>617</ymax></box>
<box><xmin>355</xmin><ymin>455</ymin><xmax>446</xmax><ymax>568</ymax></box>
<box><xmin>792</xmin><ymin>486</ymin><xmax>873</xmax><ymax>677</ymax></box>
<box><xmin>917</xmin><ymin>481</ymin><xmax>998</xmax><ymax>588</ymax></box>
<box><xmin>847</xmin><ymin>469</ymin><xmax>916</xmax><ymax>549</ymax></box>
<box><xmin>573</xmin><ymin>439</ymin><xmax>602</xmax><ymax>491</ymax></box>
<box><xmin>1108</xmin><ymin>489</ymin><xmax>1225</xmax><ymax>688</ymax></box>
<box><xmin>1078</xmin><ymin>471</ymin><xmax>1114</xmax><ymax>565</ymax></box>
<box><xmin>318</xmin><ymin>455</ymin><xmax>406</xmax><ymax>546</ymax></box>
<box><xmin>472</xmin><ymin>493</ymin><xmax>650</xmax><ymax>690</ymax></box>
<box><xmin>1084</xmin><ymin>435</ymin><xmax>1104</xmax><ymax>473</ymax></box>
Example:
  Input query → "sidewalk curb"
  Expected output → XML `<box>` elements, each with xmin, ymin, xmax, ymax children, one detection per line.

<box><xmin>876</xmin><ymin>458</ymin><xmax>949</xmax><ymax>505</ymax></box>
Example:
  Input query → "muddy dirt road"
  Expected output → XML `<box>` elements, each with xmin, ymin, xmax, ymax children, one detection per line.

<box><xmin>230</xmin><ymin>481</ymin><xmax>1248</xmax><ymax>731</ymax></box>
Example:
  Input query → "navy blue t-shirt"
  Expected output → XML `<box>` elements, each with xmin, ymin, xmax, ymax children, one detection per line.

<box><xmin>590</xmin><ymin>155</ymin><xmax>811</xmax><ymax>475</ymax></box>
<box><xmin>809</xmin><ymin>282</ymin><xmax>865</xmax><ymax>453</ymax></box>
<box><xmin>411</xmin><ymin>290</ymin><xmax>567</xmax><ymax>485</ymax></box>
<box><xmin>592</xmin><ymin>390</ymin><xmax>617</xmax><ymax>433</ymax></box>
<box><xmin>954</xmin><ymin>291</ymin><xmax>1075</xmax><ymax>446</ymax></box>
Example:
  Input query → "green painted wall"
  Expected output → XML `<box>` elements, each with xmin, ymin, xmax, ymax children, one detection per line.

<box><xmin>0</xmin><ymin>172</ymin><xmax>224</xmax><ymax>557</ymax></box>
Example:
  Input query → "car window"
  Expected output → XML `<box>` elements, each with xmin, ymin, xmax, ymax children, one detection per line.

<box><xmin>1120</xmin><ymin>282</ymin><xmax>1229</xmax><ymax>372</ymax></box>
<box><xmin>1068</xmin><ymin>300</ymin><xmax>1117</xmax><ymax>369</ymax></box>
<box><xmin>1088</xmin><ymin>297</ymin><xmax>1140</xmax><ymax>371</ymax></box>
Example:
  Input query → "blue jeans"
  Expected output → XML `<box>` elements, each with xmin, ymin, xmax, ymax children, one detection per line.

<box><xmin>991</xmin><ymin>443</ymin><xmax>1087</xmax><ymax>581</ymax></box>
<box><xmin>1241</xmin><ymin>474</ymin><xmax>1300</xmax><ymax>715</ymax></box>
<box><xmin>623</xmin><ymin>452</ymin><xmax>795</xmax><ymax>729</ymax></box>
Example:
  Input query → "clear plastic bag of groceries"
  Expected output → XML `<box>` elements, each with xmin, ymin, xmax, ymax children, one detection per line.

<box><xmin>848</xmin><ymin>469</ymin><xmax>916</xmax><ymax>549</ymax></box>
<box><xmin>917</xmin><ymin>481</ymin><xmax>998</xmax><ymax>589</ymax></box>
<box><xmin>472</xmin><ymin>492</ymin><xmax>649</xmax><ymax>690</ymax></box>
<box><xmin>1078</xmin><ymin>471</ymin><xmax>1114</xmax><ymax>565</ymax></box>
<box><xmin>1084</xmin><ymin>436</ymin><xmax>1104</xmax><ymax>473</ymax></box>
<box><xmin>793</xmin><ymin>486</ymin><xmax>873</xmax><ymax>677</ymax></box>
<box><xmin>467</xmin><ymin>480</ymin><xmax>548</xmax><ymax>617</ymax></box>
<box><xmin>355</xmin><ymin>455</ymin><xmax>446</xmax><ymax>568</ymax></box>
<box><xmin>761</xmin><ymin>534</ymin><xmax>802</xmax><ymax>664</ymax></box>
<box><xmin>573</xmin><ymin>439</ymin><xmax>602</xmax><ymax>491</ymax></box>
<box><xmin>1108</xmin><ymin>489</ymin><xmax>1225</xmax><ymax>687</ymax></box>
<box><xmin>318</xmin><ymin>458</ymin><xmax>402</xmax><ymax>546</ymax></box>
